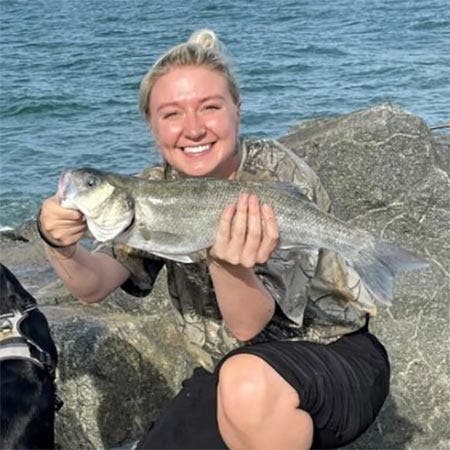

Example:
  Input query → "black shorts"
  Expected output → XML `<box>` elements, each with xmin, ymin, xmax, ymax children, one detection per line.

<box><xmin>221</xmin><ymin>328</ymin><xmax>390</xmax><ymax>449</ymax></box>
<box><xmin>136</xmin><ymin>328</ymin><xmax>390</xmax><ymax>450</ymax></box>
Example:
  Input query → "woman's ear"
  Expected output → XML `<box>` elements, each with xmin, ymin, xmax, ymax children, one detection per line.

<box><xmin>148</xmin><ymin>115</ymin><xmax>156</xmax><ymax>136</ymax></box>
<box><xmin>236</xmin><ymin>101</ymin><xmax>241</xmax><ymax>125</ymax></box>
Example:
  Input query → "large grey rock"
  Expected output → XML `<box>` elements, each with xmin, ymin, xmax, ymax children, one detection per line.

<box><xmin>49</xmin><ymin>298</ymin><xmax>194</xmax><ymax>450</ymax></box>
<box><xmin>1</xmin><ymin>228</ymin><xmax>197</xmax><ymax>450</ymax></box>
<box><xmin>1</xmin><ymin>104</ymin><xmax>448</xmax><ymax>449</ymax></box>
<box><xmin>281</xmin><ymin>104</ymin><xmax>450</xmax><ymax>449</ymax></box>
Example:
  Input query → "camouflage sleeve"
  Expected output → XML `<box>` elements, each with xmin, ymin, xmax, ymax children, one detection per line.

<box><xmin>137</xmin><ymin>164</ymin><xmax>166</xmax><ymax>180</ymax></box>
<box><xmin>112</xmin><ymin>244</ymin><xmax>165</xmax><ymax>297</ymax></box>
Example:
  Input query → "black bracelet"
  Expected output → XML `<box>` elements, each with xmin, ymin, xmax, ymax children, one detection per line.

<box><xmin>36</xmin><ymin>209</ymin><xmax>72</xmax><ymax>249</ymax></box>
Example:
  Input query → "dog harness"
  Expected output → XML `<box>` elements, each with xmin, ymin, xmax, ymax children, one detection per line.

<box><xmin>0</xmin><ymin>307</ymin><xmax>54</xmax><ymax>372</ymax></box>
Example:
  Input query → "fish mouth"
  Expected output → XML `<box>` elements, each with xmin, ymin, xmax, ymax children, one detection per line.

<box><xmin>57</xmin><ymin>170</ymin><xmax>78</xmax><ymax>206</ymax></box>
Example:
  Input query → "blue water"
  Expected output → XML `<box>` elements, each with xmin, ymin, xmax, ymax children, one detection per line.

<box><xmin>1</xmin><ymin>0</ymin><xmax>449</xmax><ymax>229</ymax></box>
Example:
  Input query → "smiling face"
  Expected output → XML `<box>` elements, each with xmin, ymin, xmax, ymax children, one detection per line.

<box><xmin>148</xmin><ymin>65</ymin><xmax>241</xmax><ymax>179</ymax></box>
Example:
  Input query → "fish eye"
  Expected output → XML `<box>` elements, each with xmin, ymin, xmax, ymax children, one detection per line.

<box><xmin>86</xmin><ymin>176</ymin><xmax>98</xmax><ymax>188</ymax></box>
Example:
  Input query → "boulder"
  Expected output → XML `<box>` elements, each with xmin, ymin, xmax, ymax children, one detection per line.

<box><xmin>1</xmin><ymin>104</ymin><xmax>448</xmax><ymax>449</ymax></box>
<box><xmin>280</xmin><ymin>103</ymin><xmax>449</xmax><ymax>449</ymax></box>
<box><xmin>1</xmin><ymin>227</ymin><xmax>197</xmax><ymax>450</ymax></box>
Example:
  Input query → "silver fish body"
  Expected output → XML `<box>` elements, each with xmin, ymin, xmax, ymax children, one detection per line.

<box><xmin>58</xmin><ymin>168</ymin><xmax>428</xmax><ymax>305</ymax></box>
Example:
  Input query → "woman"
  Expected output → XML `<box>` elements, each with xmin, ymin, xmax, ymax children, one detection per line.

<box><xmin>38</xmin><ymin>29</ymin><xmax>390</xmax><ymax>449</ymax></box>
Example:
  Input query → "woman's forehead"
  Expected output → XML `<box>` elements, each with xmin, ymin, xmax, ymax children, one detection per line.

<box><xmin>151</xmin><ymin>66</ymin><xmax>231</xmax><ymax>104</ymax></box>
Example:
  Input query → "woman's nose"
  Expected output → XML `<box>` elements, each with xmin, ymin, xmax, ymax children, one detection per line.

<box><xmin>184</xmin><ymin>113</ymin><xmax>206</xmax><ymax>139</ymax></box>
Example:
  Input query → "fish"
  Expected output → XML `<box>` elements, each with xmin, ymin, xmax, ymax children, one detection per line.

<box><xmin>57</xmin><ymin>168</ymin><xmax>428</xmax><ymax>305</ymax></box>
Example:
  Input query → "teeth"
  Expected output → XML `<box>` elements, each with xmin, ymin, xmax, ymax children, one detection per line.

<box><xmin>183</xmin><ymin>144</ymin><xmax>210</xmax><ymax>154</ymax></box>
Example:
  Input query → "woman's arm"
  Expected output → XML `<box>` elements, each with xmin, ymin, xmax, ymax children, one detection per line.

<box><xmin>40</xmin><ymin>195</ymin><xmax>129</xmax><ymax>303</ymax></box>
<box><xmin>208</xmin><ymin>193</ymin><xmax>279</xmax><ymax>341</ymax></box>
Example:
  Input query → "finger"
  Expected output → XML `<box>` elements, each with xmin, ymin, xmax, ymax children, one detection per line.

<box><xmin>257</xmin><ymin>203</ymin><xmax>280</xmax><ymax>263</ymax></box>
<box><xmin>40</xmin><ymin>214</ymin><xmax>86</xmax><ymax>240</ymax></box>
<box><xmin>64</xmin><ymin>209</ymin><xmax>85</xmax><ymax>221</ymax></box>
<box><xmin>228</xmin><ymin>193</ymin><xmax>249</xmax><ymax>255</ymax></box>
<box><xmin>52</xmin><ymin>206</ymin><xmax>85</xmax><ymax>222</ymax></box>
<box><xmin>69</xmin><ymin>224</ymin><xmax>88</xmax><ymax>242</ymax></box>
<box><xmin>49</xmin><ymin>223</ymin><xmax>87</xmax><ymax>245</ymax></box>
<box><xmin>241</xmin><ymin>194</ymin><xmax>262</xmax><ymax>267</ymax></box>
<box><xmin>43</xmin><ymin>197</ymin><xmax>85</xmax><ymax>222</ymax></box>
<box><xmin>50</xmin><ymin>217</ymin><xmax>86</xmax><ymax>228</ymax></box>
<box><xmin>210</xmin><ymin>203</ymin><xmax>236</xmax><ymax>259</ymax></box>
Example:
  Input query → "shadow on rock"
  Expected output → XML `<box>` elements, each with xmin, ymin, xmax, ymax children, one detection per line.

<box><xmin>95</xmin><ymin>335</ymin><xmax>174</xmax><ymax>448</ymax></box>
<box><xmin>54</xmin><ymin>317</ymin><xmax>175</xmax><ymax>449</ymax></box>
<box><xmin>345</xmin><ymin>394</ymin><xmax>423</xmax><ymax>449</ymax></box>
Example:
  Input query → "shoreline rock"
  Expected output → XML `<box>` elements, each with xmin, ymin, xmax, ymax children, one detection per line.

<box><xmin>1</xmin><ymin>104</ymin><xmax>449</xmax><ymax>449</ymax></box>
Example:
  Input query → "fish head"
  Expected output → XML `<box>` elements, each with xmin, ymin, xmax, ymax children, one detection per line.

<box><xmin>57</xmin><ymin>168</ymin><xmax>135</xmax><ymax>242</ymax></box>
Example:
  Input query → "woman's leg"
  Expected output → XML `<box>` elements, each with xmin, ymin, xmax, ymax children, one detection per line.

<box><xmin>217</xmin><ymin>353</ymin><xmax>313</xmax><ymax>450</ymax></box>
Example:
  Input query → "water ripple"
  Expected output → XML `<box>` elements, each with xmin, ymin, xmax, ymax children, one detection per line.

<box><xmin>0</xmin><ymin>0</ymin><xmax>448</xmax><ymax>228</ymax></box>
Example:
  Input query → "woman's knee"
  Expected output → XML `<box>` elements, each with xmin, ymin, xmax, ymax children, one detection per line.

<box><xmin>217</xmin><ymin>354</ymin><xmax>298</xmax><ymax>427</ymax></box>
<box><xmin>218</xmin><ymin>354</ymin><xmax>271</xmax><ymax>425</ymax></box>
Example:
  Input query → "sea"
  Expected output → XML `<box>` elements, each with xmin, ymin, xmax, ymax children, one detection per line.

<box><xmin>1</xmin><ymin>0</ymin><xmax>449</xmax><ymax>230</ymax></box>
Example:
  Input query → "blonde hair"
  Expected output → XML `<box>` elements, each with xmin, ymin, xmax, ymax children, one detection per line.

<box><xmin>139</xmin><ymin>29</ymin><xmax>240</xmax><ymax>119</ymax></box>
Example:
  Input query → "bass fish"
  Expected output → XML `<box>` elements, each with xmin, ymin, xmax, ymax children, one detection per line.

<box><xmin>57</xmin><ymin>168</ymin><xmax>427</xmax><ymax>305</ymax></box>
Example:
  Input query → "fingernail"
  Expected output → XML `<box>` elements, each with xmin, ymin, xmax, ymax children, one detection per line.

<box><xmin>239</xmin><ymin>192</ymin><xmax>248</xmax><ymax>202</ymax></box>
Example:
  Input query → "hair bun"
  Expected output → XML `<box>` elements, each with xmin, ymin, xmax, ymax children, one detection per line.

<box><xmin>187</xmin><ymin>29</ymin><xmax>222</xmax><ymax>53</ymax></box>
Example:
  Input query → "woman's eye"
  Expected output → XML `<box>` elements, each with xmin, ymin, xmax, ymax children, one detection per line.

<box><xmin>204</xmin><ymin>104</ymin><xmax>220</xmax><ymax>111</ymax></box>
<box><xmin>162</xmin><ymin>111</ymin><xmax>180</xmax><ymax>119</ymax></box>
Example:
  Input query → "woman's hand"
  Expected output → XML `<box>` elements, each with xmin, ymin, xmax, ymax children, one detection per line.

<box><xmin>209</xmin><ymin>193</ymin><xmax>279</xmax><ymax>268</ymax></box>
<box><xmin>39</xmin><ymin>195</ymin><xmax>87</xmax><ymax>248</ymax></box>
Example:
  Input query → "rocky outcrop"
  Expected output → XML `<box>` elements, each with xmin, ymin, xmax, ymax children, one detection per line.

<box><xmin>1</xmin><ymin>104</ymin><xmax>448</xmax><ymax>449</ymax></box>
<box><xmin>1</xmin><ymin>226</ymin><xmax>197</xmax><ymax>449</ymax></box>
<box><xmin>280</xmin><ymin>104</ymin><xmax>450</xmax><ymax>449</ymax></box>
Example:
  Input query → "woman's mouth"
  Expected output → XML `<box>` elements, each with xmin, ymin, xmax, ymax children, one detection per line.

<box><xmin>182</xmin><ymin>144</ymin><xmax>212</xmax><ymax>155</ymax></box>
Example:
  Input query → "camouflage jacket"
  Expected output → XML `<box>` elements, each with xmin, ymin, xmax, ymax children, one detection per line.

<box><xmin>109</xmin><ymin>138</ymin><xmax>377</xmax><ymax>371</ymax></box>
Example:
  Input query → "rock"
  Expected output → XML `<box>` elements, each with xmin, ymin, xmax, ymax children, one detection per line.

<box><xmin>1</xmin><ymin>228</ymin><xmax>197</xmax><ymax>449</ymax></box>
<box><xmin>1</xmin><ymin>104</ymin><xmax>448</xmax><ymax>449</ymax></box>
<box><xmin>280</xmin><ymin>103</ymin><xmax>450</xmax><ymax>449</ymax></box>
<box><xmin>48</xmin><ymin>293</ymin><xmax>194</xmax><ymax>450</ymax></box>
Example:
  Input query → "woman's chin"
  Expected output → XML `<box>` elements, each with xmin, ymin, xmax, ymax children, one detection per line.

<box><xmin>179</xmin><ymin>157</ymin><xmax>219</xmax><ymax>178</ymax></box>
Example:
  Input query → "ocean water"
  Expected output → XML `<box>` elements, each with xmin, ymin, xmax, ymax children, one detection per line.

<box><xmin>1</xmin><ymin>0</ymin><xmax>449</xmax><ymax>229</ymax></box>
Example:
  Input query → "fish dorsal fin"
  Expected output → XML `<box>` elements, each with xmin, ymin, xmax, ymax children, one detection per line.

<box><xmin>267</xmin><ymin>181</ymin><xmax>309</xmax><ymax>199</ymax></box>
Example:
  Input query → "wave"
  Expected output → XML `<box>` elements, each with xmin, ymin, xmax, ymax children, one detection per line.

<box><xmin>1</xmin><ymin>100</ymin><xmax>93</xmax><ymax>118</ymax></box>
<box><xmin>295</xmin><ymin>44</ymin><xmax>348</xmax><ymax>57</ymax></box>
<box><xmin>409</xmin><ymin>19</ymin><xmax>449</xmax><ymax>31</ymax></box>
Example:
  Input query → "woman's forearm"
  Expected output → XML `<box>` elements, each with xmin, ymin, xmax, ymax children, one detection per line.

<box><xmin>208</xmin><ymin>259</ymin><xmax>275</xmax><ymax>341</ymax></box>
<box><xmin>44</xmin><ymin>244</ymin><xmax>129</xmax><ymax>303</ymax></box>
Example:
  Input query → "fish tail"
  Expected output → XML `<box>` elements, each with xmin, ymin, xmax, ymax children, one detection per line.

<box><xmin>353</xmin><ymin>239</ymin><xmax>428</xmax><ymax>305</ymax></box>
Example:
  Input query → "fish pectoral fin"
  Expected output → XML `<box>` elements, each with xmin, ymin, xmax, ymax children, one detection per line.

<box><xmin>272</xmin><ymin>182</ymin><xmax>309</xmax><ymax>199</ymax></box>
<box><xmin>126</xmin><ymin>229</ymin><xmax>209</xmax><ymax>263</ymax></box>
<box><xmin>278</xmin><ymin>242</ymin><xmax>316</xmax><ymax>252</ymax></box>
<box><xmin>149</xmin><ymin>250</ymin><xmax>207</xmax><ymax>263</ymax></box>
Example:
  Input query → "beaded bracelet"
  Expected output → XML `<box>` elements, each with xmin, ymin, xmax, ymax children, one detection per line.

<box><xmin>36</xmin><ymin>209</ymin><xmax>73</xmax><ymax>249</ymax></box>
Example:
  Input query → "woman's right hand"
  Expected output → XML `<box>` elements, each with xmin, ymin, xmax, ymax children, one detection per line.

<box><xmin>39</xmin><ymin>195</ymin><xmax>130</xmax><ymax>303</ymax></box>
<box><xmin>39</xmin><ymin>195</ymin><xmax>87</xmax><ymax>248</ymax></box>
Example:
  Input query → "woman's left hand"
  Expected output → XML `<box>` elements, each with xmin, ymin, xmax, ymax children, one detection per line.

<box><xmin>209</xmin><ymin>193</ymin><xmax>280</xmax><ymax>268</ymax></box>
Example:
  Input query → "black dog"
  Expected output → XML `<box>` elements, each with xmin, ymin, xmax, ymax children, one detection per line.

<box><xmin>0</xmin><ymin>263</ymin><xmax>61</xmax><ymax>449</ymax></box>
